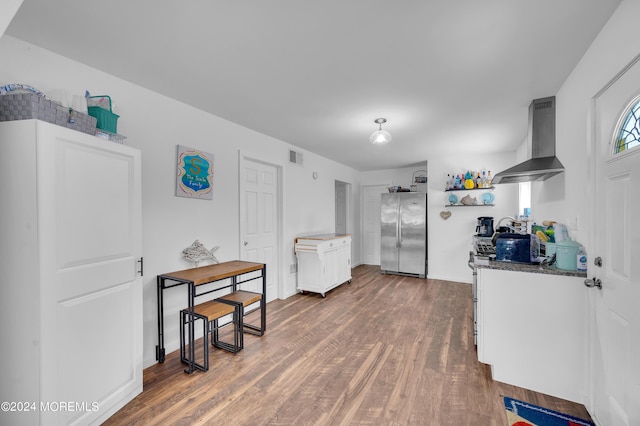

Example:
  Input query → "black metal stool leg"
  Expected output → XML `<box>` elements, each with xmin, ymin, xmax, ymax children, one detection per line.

<box><xmin>179</xmin><ymin>309</ymin><xmax>208</xmax><ymax>371</ymax></box>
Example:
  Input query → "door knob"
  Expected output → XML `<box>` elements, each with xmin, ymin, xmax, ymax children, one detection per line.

<box><xmin>244</xmin><ymin>241</ymin><xmax>248</xmax><ymax>246</ymax></box>
<box><xmin>584</xmin><ymin>277</ymin><xmax>602</xmax><ymax>290</ymax></box>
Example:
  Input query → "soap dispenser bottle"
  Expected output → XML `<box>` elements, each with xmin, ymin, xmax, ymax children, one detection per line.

<box><xmin>577</xmin><ymin>246</ymin><xmax>588</xmax><ymax>272</ymax></box>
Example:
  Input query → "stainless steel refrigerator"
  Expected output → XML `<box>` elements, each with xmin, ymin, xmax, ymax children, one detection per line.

<box><xmin>380</xmin><ymin>192</ymin><xmax>428</xmax><ymax>278</ymax></box>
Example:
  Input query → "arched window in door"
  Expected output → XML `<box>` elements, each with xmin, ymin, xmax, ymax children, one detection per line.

<box><xmin>614</xmin><ymin>95</ymin><xmax>640</xmax><ymax>153</ymax></box>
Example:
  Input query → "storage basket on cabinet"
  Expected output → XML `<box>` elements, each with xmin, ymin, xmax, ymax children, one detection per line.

<box><xmin>0</xmin><ymin>92</ymin><xmax>97</xmax><ymax>135</ymax></box>
<box><xmin>87</xmin><ymin>95</ymin><xmax>119</xmax><ymax>133</ymax></box>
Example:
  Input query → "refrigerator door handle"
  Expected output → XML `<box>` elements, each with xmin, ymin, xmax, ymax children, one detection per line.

<box><xmin>397</xmin><ymin>201</ymin><xmax>402</xmax><ymax>248</ymax></box>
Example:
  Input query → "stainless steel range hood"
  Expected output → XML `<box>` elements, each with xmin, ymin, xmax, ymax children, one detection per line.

<box><xmin>493</xmin><ymin>96</ymin><xmax>564</xmax><ymax>184</ymax></box>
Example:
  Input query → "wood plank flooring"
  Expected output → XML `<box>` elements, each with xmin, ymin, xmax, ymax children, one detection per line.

<box><xmin>104</xmin><ymin>265</ymin><xmax>593</xmax><ymax>425</ymax></box>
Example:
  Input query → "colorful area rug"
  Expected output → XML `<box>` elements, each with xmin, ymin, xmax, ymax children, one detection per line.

<box><xmin>504</xmin><ymin>396</ymin><xmax>595</xmax><ymax>426</ymax></box>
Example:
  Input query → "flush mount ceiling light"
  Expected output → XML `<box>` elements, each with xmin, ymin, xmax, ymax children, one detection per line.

<box><xmin>370</xmin><ymin>118</ymin><xmax>392</xmax><ymax>145</ymax></box>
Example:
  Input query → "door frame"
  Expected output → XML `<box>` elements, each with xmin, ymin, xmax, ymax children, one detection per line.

<box><xmin>334</xmin><ymin>180</ymin><xmax>351</xmax><ymax>236</ymax></box>
<box><xmin>238</xmin><ymin>151</ymin><xmax>284</xmax><ymax>300</ymax></box>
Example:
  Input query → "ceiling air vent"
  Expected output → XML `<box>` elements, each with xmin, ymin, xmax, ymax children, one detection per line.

<box><xmin>289</xmin><ymin>149</ymin><xmax>303</xmax><ymax>165</ymax></box>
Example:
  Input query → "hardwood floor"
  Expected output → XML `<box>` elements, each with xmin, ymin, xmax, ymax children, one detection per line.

<box><xmin>105</xmin><ymin>265</ymin><xmax>593</xmax><ymax>425</ymax></box>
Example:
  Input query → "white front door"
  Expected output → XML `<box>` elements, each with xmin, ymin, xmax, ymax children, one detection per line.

<box><xmin>362</xmin><ymin>184</ymin><xmax>389</xmax><ymax>265</ymax></box>
<box><xmin>239</xmin><ymin>155</ymin><xmax>279</xmax><ymax>301</ymax></box>
<box><xmin>590</xmin><ymin>56</ymin><xmax>640</xmax><ymax>426</ymax></box>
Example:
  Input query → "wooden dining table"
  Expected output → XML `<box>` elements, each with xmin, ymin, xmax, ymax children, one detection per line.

<box><xmin>156</xmin><ymin>260</ymin><xmax>266</xmax><ymax>373</ymax></box>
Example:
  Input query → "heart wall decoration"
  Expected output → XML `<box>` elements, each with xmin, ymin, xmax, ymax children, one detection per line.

<box><xmin>440</xmin><ymin>210</ymin><xmax>452</xmax><ymax>220</ymax></box>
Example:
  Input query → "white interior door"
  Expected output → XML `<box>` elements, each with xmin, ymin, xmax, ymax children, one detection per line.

<box><xmin>239</xmin><ymin>156</ymin><xmax>279</xmax><ymax>301</ymax></box>
<box><xmin>39</xmin><ymin>124</ymin><xmax>142</xmax><ymax>425</ymax></box>
<box><xmin>362</xmin><ymin>184</ymin><xmax>389</xmax><ymax>265</ymax></box>
<box><xmin>590</xmin><ymin>57</ymin><xmax>640</xmax><ymax>426</ymax></box>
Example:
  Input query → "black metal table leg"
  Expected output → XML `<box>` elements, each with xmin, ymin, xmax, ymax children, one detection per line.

<box><xmin>185</xmin><ymin>282</ymin><xmax>195</xmax><ymax>374</ymax></box>
<box><xmin>262</xmin><ymin>264</ymin><xmax>267</xmax><ymax>333</ymax></box>
<box><xmin>156</xmin><ymin>276</ymin><xmax>166</xmax><ymax>362</ymax></box>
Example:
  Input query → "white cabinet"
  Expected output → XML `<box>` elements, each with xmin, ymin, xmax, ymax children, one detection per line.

<box><xmin>477</xmin><ymin>268</ymin><xmax>586</xmax><ymax>403</ymax></box>
<box><xmin>0</xmin><ymin>120</ymin><xmax>142</xmax><ymax>425</ymax></box>
<box><xmin>295</xmin><ymin>235</ymin><xmax>351</xmax><ymax>297</ymax></box>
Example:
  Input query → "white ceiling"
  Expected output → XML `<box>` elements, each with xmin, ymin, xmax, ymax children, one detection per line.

<box><xmin>7</xmin><ymin>0</ymin><xmax>621</xmax><ymax>171</ymax></box>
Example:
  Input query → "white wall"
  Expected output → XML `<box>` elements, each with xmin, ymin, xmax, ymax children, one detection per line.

<box><xmin>283</xmin><ymin>148</ymin><xmax>362</xmax><ymax>289</ymax></box>
<box><xmin>0</xmin><ymin>0</ymin><xmax>21</xmax><ymax>40</ymax></box>
<box><xmin>359</xmin><ymin>159</ymin><xmax>520</xmax><ymax>284</ymax></box>
<box><xmin>427</xmin><ymin>152</ymin><xmax>519</xmax><ymax>283</ymax></box>
<box><xmin>533</xmin><ymin>0</ymin><xmax>640</xmax><ymax>258</ymax></box>
<box><xmin>359</xmin><ymin>164</ymin><xmax>427</xmax><ymax>190</ymax></box>
<box><xmin>0</xmin><ymin>35</ymin><xmax>360</xmax><ymax>368</ymax></box>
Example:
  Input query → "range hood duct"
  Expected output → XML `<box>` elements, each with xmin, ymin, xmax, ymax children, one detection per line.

<box><xmin>493</xmin><ymin>96</ymin><xmax>564</xmax><ymax>184</ymax></box>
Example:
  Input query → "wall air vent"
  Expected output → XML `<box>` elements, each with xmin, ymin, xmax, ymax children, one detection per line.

<box><xmin>534</xmin><ymin>99</ymin><xmax>553</xmax><ymax>111</ymax></box>
<box><xmin>289</xmin><ymin>149</ymin><xmax>303</xmax><ymax>165</ymax></box>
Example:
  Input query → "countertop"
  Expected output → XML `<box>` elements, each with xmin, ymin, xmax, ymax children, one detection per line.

<box><xmin>295</xmin><ymin>233</ymin><xmax>351</xmax><ymax>241</ymax></box>
<box><xmin>476</xmin><ymin>260</ymin><xmax>587</xmax><ymax>278</ymax></box>
<box><xmin>293</xmin><ymin>234</ymin><xmax>352</xmax><ymax>254</ymax></box>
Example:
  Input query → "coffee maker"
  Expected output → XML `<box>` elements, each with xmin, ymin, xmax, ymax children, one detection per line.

<box><xmin>476</xmin><ymin>216</ymin><xmax>494</xmax><ymax>237</ymax></box>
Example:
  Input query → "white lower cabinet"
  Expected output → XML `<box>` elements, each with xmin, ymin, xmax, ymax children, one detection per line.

<box><xmin>0</xmin><ymin>120</ymin><xmax>143</xmax><ymax>425</ymax></box>
<box><xmin>477</xmin><ymin>268</ymin><xmax>586</xmax><ymax>403</ymax></box>
<box><xmin>295</xmin><ymin>235</ymin><xmax>352</xmax><ymax>297</ymax></box>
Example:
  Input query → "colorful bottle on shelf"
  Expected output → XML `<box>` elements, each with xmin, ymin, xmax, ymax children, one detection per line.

<box><xmin>464</xmin><ymin>171</ymin><xmax>475</xmax><ymax>189</ymax></box>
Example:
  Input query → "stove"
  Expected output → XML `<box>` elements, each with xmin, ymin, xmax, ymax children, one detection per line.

<box><xmin>473</xmin><ymin>235</ymin><xmax>496</xmax><ymax>256</ymax></box>
<box><xmin>469</xmin><ymin>236</ymin><xmax>496</xmax><ymax>346</ymax></box>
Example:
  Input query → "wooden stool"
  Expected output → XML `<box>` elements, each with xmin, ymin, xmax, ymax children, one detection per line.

<box><xmin>216</xmin><ymin>290</ymin><xmax>264</xmax><ymax>349</ymax></box>
<box><xmin>180</xmin><ymin>299</ymin><xmax>240</xmax><ymax>372</ymax></box>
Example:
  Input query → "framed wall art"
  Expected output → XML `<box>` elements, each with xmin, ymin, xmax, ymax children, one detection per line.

<box><xmin>176</xmin><ymin>145</ymin><xmax>214</xmax><ymax>199</ymax></box>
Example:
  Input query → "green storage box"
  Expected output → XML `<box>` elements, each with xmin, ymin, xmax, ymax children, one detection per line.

<box><xmin>87</xmin><ymin>95</ymin><xmax>119</xmax><ymax>133</ymax></box>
